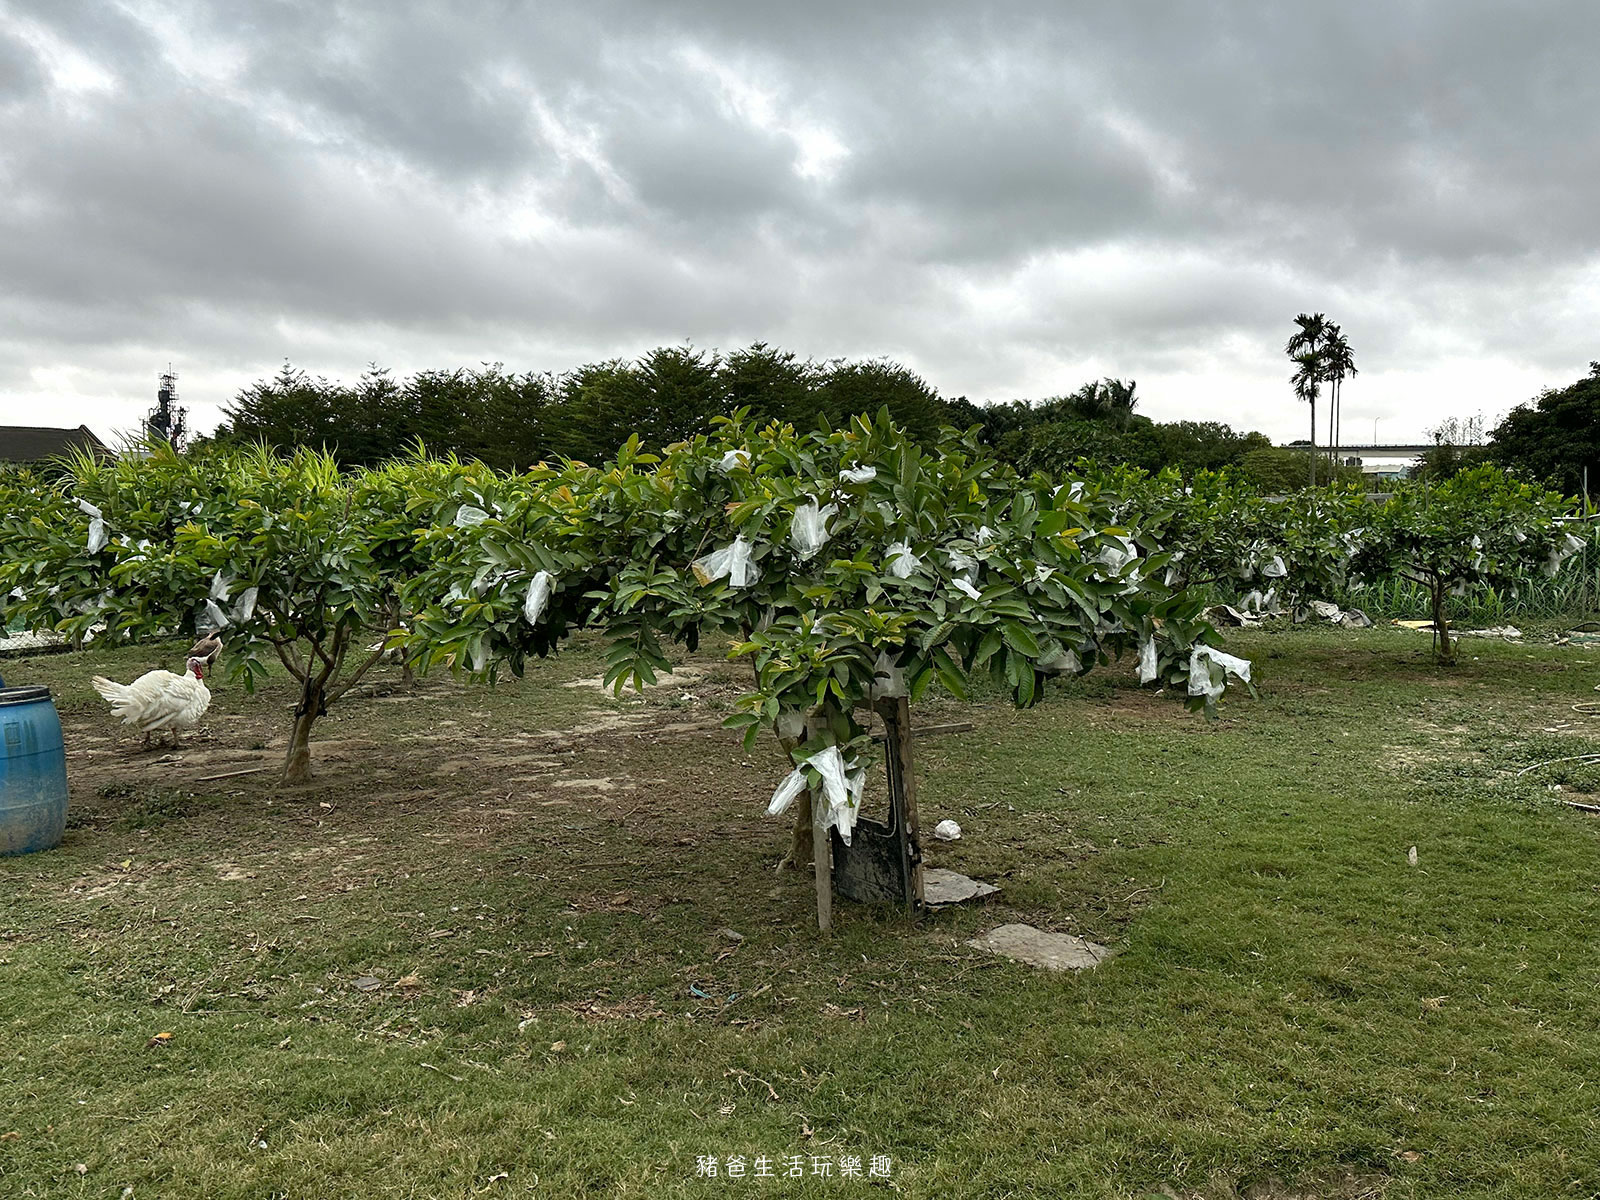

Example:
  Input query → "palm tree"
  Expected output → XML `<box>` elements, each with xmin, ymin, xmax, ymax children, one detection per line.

<box><xmin>1321</xmin><ymin>326</ymin><xmax>1358</xmax><ymax>467</ymax></box>
<box><xmin>1097</xmin><ymin>377</ymin><xmax>1138</xmax><ymax>430</ymax></box>
<box><xmin>1291</xmin><ymin>351</ymin><xmax>1323</xmax><ymax>485</ymax></box>
<box><xmin>1286</xmin><ymin>313</ymin><xmax>1330</xmax><ymax>486</ymax></box>
<box><xmin>1063</xmin><ymin>378</ymin><xmax>1139</xmax><ymax>429</ymax></box>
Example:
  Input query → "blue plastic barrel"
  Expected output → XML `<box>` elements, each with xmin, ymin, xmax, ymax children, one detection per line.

<box><xmin>0</xmin><ymin>686</ymin><xmax>69</xmax><ymax>855</ymax></box>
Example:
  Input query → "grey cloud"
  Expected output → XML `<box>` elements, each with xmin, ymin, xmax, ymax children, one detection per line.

<box><xmin>0</xmin><ymin>0</ymin><xmax>1597</xmax><ymax>444</ymax></box>
<box><xmin>0</xmin><ymin>28</ymin><xmax>43</xmax><ymax>103</ymax></box>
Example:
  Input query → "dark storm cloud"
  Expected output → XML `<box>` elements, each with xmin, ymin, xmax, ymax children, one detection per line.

<box><xmin>0</xmin><ymin>0</ymin><xmax>1596</xmax><ymax>439</ymax></box>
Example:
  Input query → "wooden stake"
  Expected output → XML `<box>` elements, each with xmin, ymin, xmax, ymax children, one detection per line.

<box><xmin>812</xmin><ymin>804</ymin><xmax>831</xmax><ymax>932</ymax></box>
<box><xmin>887</xmin><ymin>696</ymin><xmax>924</xmax><ymax>913</ymax></box>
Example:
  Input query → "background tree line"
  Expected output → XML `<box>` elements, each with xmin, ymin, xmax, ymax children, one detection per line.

<box><xmin>208</xmin><ymin>343</ymin><xmax>1326</xmax><ymax>488</ymax></box>
<box><xmin>1416</xmin><ymin>361</ymin><xmax>1600</xmax><ymax>496</ymax></box>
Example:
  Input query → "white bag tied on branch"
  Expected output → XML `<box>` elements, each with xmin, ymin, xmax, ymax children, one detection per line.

<box><xmin>1138</xmin><ymin>637</ymin><xmax>1158</xmax><ymax>684</ymax></box>
<box><xmin>523</xmin><ymin>570</ymin><xmax>556</xmax><ymax>624</ymax></box>
<box><xmin>1038</xmin><ymin>644</ymin><xmax>1081</xmax><ymax>675</ymax></box>
<box><xmin>807</xmin><ymin>745</ymin><xmax>860</xmax><ymax>843</ymax></box>
<box><xmin>868</xmin><ymin>649</ymin><xmax>907</xmax><ymax>699</ymax></box>
<box><xmin>209</xmin><ymin>571</ymin><xmax>232</xmax><ymax>601</ymax></box>
<box><xmin>1187</xmin><ymin>645</ymin><xmax>1252</xmax><ymax>701</ymax></box>
<box><xmin>718</xmin><ymin>449</ymin><xmax>750</xmax><ymax>472</ymax></box>
<box><xmin>1261</xmin><ymin>555</ymin><xmax>1288</xmax><ymax>579</ymax></box>
<box><xmin>789</xmin><ymin>501</ymin><xmax>836</xmax><ymax>560</ymax></box>
<box><xmin>1096</xmin><ymin>536</ymin><xmax>1137</xmax><ymax>574</ymax></box>
<box><xmin>775</xmin><ymin>709</ymin><xmax>807</xmax><ymax>741</ymax></box>
<box><xmin>839</xmin><ymin>464</ymin><xmax>876</xmax><ymax>484</ymax></box>
<box><xmin>764</xmin><ymin>744</ymin><xmax>864</xmax><ymax>842</ymax></box>
<box><xmin>200</xmin><ymin>599</ymin><xmax>231</xmax><ymax>630</ymax></box>
<box><xmin>453</xmin><ymin>504</ymin><xmax>490</xmax><ymax>527</ymax></box>
<box><xmin>884</xmin><ymin>542</ymin><xmax>921</xmax><ymax>579</ymax></box>
<box><xmin>76</xmin><ymin>498</ymin><xmax>109</xmax><ymax>553</ymax></box>
<box><xmin>767</xmin><ymin>769</ymin><xmax>808</xmax><ymax>817</ymax></box>
<box><xmin>692</xmin><ymin>535</ymin><xmax>756</xmax><ymax>587</ymax></box>
<box><xmin>233</xmin><ymin>586</ymin><xmax>258</xmax><ymax>623</ymax></box>
<box><xmin>1544</xmin><ymin>532</ymin><xmax>1585</xmax><ymax>577</ymax></box>
<box><xmin>952</xmin><ymin>577</ymin><xmax>982</xmax><ymax>600</ymax></box>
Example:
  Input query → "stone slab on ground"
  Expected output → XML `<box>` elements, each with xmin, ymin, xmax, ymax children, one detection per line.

<box><xmin>968</xmin><ymin>922</ymin><xmax>1114</xmax><ymax>971</ymax></box>
<box><xmin>922</xmin><ymin>868</ymin><xmax>999</xmax><ymax>907</ymax></box>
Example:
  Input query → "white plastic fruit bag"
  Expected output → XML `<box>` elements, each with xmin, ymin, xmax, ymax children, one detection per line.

<box><xmin>789</xmin><ymin>501</ymin><xmax>836</xmax><ymax>560</ymax></box>
<box><xmin>692</xmin><ymin>536</ymin><xmax>757</xmax><ymax>587</ymax></box>
<box><xmin>523</xmin><ymin>570</ymin><xmax>556</xmax><ymax>624</ymax></box>
<box><xmin>1096</xmin><ymin>536</ymin><xmax>1137</xmax><ymax>574</ymax></box>
<box><xmin>1037</xmin><ymin>644</ymin><xmax>1081</xmax><ymax>674</ymax></box>
<box><xmin>718</xmin><ymin>449</ymin><xmax>750</xmax><ymax>472</ymax></box>
<box><xmin>77</xmin><ymin>499</ymin><xmax>107</xmax><ymax>553</ymax></box>
<box><xmin>767</xmin><ymin>768</ymin><xmax>807</xmax><ymax>816</ymax></box>
<box><xmin>1187</xmin><ymin>645</ymin><xmax>1252</xmax><ymax>701</ymax></box>
<box><xmin>775</xmin><ymin>710</ymin><xmax>807</xmax><ymax>741</ymax></box>
<box><xmin>868</xmin><ymin>649</ymin><xmax>906</xmax><ymax>699</ymax></box>
<box><xmin>884</xmin><ymin>542</ymin><xmax>921</xmax><ymax>579</ymax></box>
<box><xmin>839</xmin><ymin>464</ymin><xmax>876</xmax><ymax>484</ymax></box>
<box><xmin>1138</xmin><ymin>636</ymin><xmax>1158</xmax><ymax>684</ymax></box>
<box><xmin>805</xmin><ymin>745</ymin><xmax>858</xmax><ymax>843</ymax></box>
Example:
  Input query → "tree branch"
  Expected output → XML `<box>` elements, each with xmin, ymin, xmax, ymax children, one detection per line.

<box><xmin>271</xmin><ymin>639</ymin><xmax>307</xmax><ymax>683</ymax></box>
<box><xmin>326</xmin><ymin>643</ymin><xmax>390</xmax><ymax>704</ymax></box>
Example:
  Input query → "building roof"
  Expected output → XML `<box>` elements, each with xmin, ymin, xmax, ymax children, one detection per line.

<box><xmin>0</xmin><ymin>425</ymin><xmax>112</xmax><ymax>464</ymax></box>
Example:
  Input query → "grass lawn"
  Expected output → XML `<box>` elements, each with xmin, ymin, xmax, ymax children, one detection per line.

<box><xmin>1</xmin><ymin>626</ymin><xmax>1598</xmax><ymax>1198</ymax></box>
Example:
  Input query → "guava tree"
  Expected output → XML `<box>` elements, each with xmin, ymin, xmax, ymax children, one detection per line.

<box><xmin>1102</xmin><ymin>467</ymin><xmax>1372</xmax><ymax>615</ymax></box>
<box><xmin>400</xmin><ymin>454</ymin><xmax>612</xmax><ymax>680</ymax></box>
<box><xmin>1354</xmin><ymin>464</ymin><xmax>1582</xmax><ymax>662</ymax></box>
<box><xmin>415</xmin><ymin>413</ymin><xmax>1251</xmax><ymax>925</ymax></box>
<box><xmin>0</xmin><ymin>444</ymin><xmax>416</xmax><ymax>783</ymax></box>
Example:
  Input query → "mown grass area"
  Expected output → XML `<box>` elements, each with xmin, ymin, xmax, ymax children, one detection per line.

<box><xmin>2</xmin><ymin>627</ymin><xmax>1599</xmax><ymax>1198</ymax></box>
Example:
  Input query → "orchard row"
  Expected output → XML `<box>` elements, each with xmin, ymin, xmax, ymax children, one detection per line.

<box><xmin>0</xmin><ymin>416</ymin><xmax>1581</xmax><ymax>839</ymax></box>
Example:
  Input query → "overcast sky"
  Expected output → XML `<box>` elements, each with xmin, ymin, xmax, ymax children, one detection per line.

<box><xmin>2</xmin><ymin>1</ymin><xmax>1596</xmax><ymax>448</ymax></box>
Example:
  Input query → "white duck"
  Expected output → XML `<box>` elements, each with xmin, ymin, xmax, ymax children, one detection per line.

<box><xmin>92</xmin><ymin>656</ymin><xmax>212</xmax><ymax>748</ymax></box>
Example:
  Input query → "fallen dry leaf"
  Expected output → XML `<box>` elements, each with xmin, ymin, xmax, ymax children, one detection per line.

<box><xmin>146</xmin><ymin>1031</ymin><xmax>173</xmax><ymax>1049</ymax></box>
<box><xmin>394</xmin><ymin>974</ymin><xmax>423</xmax><ymax>991</ymax></box>
<box><xmin>549</xmin><ymin>1040</ymin><xmax>567</xmax><ymax>1053</ymax></box>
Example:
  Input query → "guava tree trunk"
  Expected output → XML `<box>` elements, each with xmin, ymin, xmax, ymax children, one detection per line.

<box><xmin>1431</xmin><ymin>581</ymin><xmax>1455</xmax><ymax>665</ymax></box>
<box><xmin>386</xmin><ymin>599</ymin><xmax>414</xmax><ymax>685</ymax></box>
<box><xmin>283</xmin><ymin>677</ymin><xmax>326</xmax><ymax>784</ymax></box>
<box><xmin>778</xmin><ymin>794</ymin><xmax>814</xmax><ymax>872</ymax></box>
